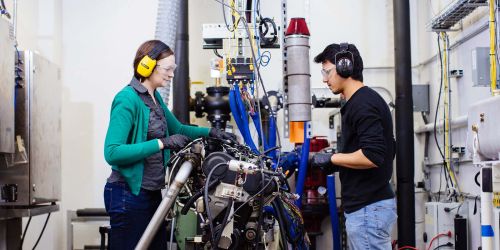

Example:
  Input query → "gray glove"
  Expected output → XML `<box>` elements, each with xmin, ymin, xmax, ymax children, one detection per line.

<box><xmin>209</xmin><ymin>128</ymin><xmax>238</xmax><ymax>144</ymax></box>
<box><xmin>311</xmin><ymin>153</ymin><xmax>339</xmax><ymax>174</ymax></box>
<box><xmin>160</xmin><ymin>134</ymin><xmax>191</xmax><ymax>151</ymax></box>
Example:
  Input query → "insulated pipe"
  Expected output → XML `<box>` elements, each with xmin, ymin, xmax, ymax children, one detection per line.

<box><xmin>327</xmin><ymin>175</ymin><xmax>341</xmax><ymax>250</ymax></box>
<box><xmin>414</xmin><ymin>115</ymin><xmax>467</xmax><ymax>134</ymax></box>
<box><xmin>295</xmin><ymin>122</ymin><xmax>310</xmax><ymax>208</ymax></box>
<box><xmin>393</xmin><ymin>0</ymin><xmax>415</xmax><ymax>246</ymax></box>
<box><xmin>480</xmin><ymin>167</ymin><xmax>494</xmax><ymax>249</ymax></box>
<box><xmin>154</xmin><ymin>0</ymin><xmax>180</xmax><ymax>104</ymax></box>
<box><xmin>135</xmin><ymin>161</ymin><xmax>194</xmax><ymax>250</ymax></box>
<box><xmin>172</xmin><ymin>0</ymin><xmax>189</xmax><ymax>123</ymax></box>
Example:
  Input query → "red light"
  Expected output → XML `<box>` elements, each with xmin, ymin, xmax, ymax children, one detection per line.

<box><xmin>286</xmin><ymin>17</ymin><xmax>310</xmax><ymax>36</ymax></box>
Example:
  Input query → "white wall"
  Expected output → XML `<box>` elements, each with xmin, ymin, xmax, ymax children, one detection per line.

<box><xmin>11</xmin><ymin>0</ymin><xmax>461</xmax><ymax>249</ymax></box>
<box><xmin>412</xmin><ymin>1</ymin><xmax>499</xmax><ymax>249</ymax></box>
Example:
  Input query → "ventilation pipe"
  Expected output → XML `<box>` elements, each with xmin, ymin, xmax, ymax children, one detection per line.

<box><xmin>154</xmin><ymin>0</ymin><xmax>180</xmax><ymax>104</ymax></box>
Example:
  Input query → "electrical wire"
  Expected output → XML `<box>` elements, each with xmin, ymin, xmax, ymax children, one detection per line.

<box><xmin>398</xmin><ymin>246</ymin><xmax>418</xmax><ymax>250</ymax></box>
<box><xmin>214</xmin><ymin>0</ymin><xmax>283</xmax><ymax>156</ymax></box>
<box><xmin>18</xmin><ymin>216</ymin><xmax>32</xmax><ymax>250</ymax></box>
<box><xmin>426</xmin><ymin>232</ymin><xmax>451</xmax><ymax>250</ymax></box>
<box><xmin>204</xmin><ymin>162</ymin><xmax>228</xmax><ymax>246</ymax></box>
<box><xmin>433</xmin><ymin>242</ymin><xmax>453</xmax><ymax>249</ymax></box>
<box><xmin>227</xmin><ymin>176</ymin><xmax>276</xmax><ymax>221</ymax></box>
<box><xmin>213</xmin><ymin>49</ymin><xmax>223</xmax><ymax>59</ymax></box>
<box><xmin>32</xmin><ymin>213</ymin><xmax>51</xmax><ymax>250</ymax></box>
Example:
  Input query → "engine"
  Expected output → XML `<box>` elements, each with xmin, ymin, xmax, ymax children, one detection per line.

<box><xmin>168</xmin><ymin>137</ymin><xmax>309</xmax><ymax>250</ymax></box>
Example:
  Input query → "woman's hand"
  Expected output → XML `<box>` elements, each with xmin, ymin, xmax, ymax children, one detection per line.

<box><xmin>159</xmin><ymin>134</ymin><xmax>192</xmax><ymax>151</ymax></box>
<box><xmin>209</xmin><ymin>128</ymin><xmax>238</xmax><ymax>144</ymax></box>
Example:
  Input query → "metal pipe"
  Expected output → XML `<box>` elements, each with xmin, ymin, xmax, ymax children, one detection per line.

<box><xmin>393</xmin><ymin>0</ymin><xmax>415</xmax><ymax>246</ymax></box>
<box><xmin>172</xmin><ymin>0</ymin><xmax>190</xmax><ymax>123</ymax></box>
<box><xmin>135</xmin><ymin>161</ymin><xmax>194</xmax><ymax>250</ymax></box>
<box><xmin>414</xmin><ymin>115</ymin><xmax>467</xmax><ymax>134</ymax></box>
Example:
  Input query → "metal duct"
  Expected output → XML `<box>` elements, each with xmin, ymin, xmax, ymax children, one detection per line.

<box><xmin>172</xmin><ymin>0</ymin><xmax>189</xmax><ymax>123</ymax></box>
<box><xmin>285</xmin><ymin>35</ymin><xmax>312</xmax><ymax>121</ymax></box>
<box><xmin>154</xmin><ymin>0</ymin><xmax>180</xmax><ymax>105</ymax></box>
<box><xmin>393</xmin><ymin>0</ymin><xmax>415</xmax><ymax>247</ymax></box>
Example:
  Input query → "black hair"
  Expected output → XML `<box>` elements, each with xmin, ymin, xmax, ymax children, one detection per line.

<box><xmin>314</xmin><ymin>43</ymin><xmax>364</xmax><ymax>82</ymax></box>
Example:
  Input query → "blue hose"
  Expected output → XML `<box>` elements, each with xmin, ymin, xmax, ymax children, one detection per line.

<box><xmin>268</xmin><ymin>116</ymin><xmax>277</xmax><ymax>160</ymax></box>
<box><xmin>229</xmin><ymin>84</ymin><xmax>259</xmax><ymax>153</ymax></box>
<box><xmin>327</xmin><ymin>175</ymin><xmax>341</xmax><ymax>250</ymax></box>
<box><xmin>250</xmin><ymin>111</ymin><xmax>267</xmax><ymax>151</ymax></box>
<box><xmin>295</xmin><ymin>122</ymin><xmax>310</xmax><ymax>208</ymax></box>
<box><xmin>229</xmin><ymin>87</ymin><xmax>244</xmax><ymax>132</ymax></box>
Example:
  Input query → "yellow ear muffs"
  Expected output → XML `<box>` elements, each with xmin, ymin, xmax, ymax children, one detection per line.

<box><xmin>137</xmin><ymin>55</ymin><xmax>157</xmax><ymax>78</ymax></box>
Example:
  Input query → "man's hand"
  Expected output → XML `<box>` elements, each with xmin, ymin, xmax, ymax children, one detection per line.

<box><xmin>311</xmin><ymin>153</ymin><xmax>339</xmax><ymax>173</ymax></box>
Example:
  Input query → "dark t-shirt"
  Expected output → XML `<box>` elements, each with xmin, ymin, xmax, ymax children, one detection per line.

<box><xmin>338</xmin><ymin>86</ymin><xmax>396</xmax><ymax>213</ymax></box>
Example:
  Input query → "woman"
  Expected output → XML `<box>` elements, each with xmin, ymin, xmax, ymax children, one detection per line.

<box><xmin>103</xmin><ymin>40</ymin><xmax>235</xmax><ymax>249</ymax></box>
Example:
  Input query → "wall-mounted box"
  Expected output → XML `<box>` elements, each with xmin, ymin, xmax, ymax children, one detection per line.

<box><xmin>412</xmin><ymin>84</ymin><xmax>429</xmax><ymax>112</ymax></box>
<box><xmin>472</xmin><ymin>47</ymin><xmax>491</xmax><ymax>87</ymax></box>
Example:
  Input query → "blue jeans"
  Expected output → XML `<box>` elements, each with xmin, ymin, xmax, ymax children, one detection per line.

<box><xmin>104</xmin><ymin>182</ymin><xmax>167</xmax><ymax>250</ymax></box>
<box><xmin>344</xmin><ymin>198</ymin><xmax>397</xmax><ymax>250</ymax></box>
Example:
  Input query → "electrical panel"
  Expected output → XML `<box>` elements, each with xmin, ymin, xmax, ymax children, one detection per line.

<box><xmin>412</xmin><ymin>84</ymin><xmax>429</xmax><ymax>112</ymax></box>
<box><xmin>0</xmin><ymin>18</ymin><xmax>15</xmax><ymax>153</ymax></box>
<box><xmin>471</xmin><ymin>47</ymin><xmax>491</xmax><ymax>87</ymax></box>
<box><xmin>0</xmin><ymin>51</ymin><xmax>61</xmax><ymax>206</ymax></box>
<box><xmin>424</xmin><ymin>202</ymin><xmax>468</xmax><ymax>249</ymax></box>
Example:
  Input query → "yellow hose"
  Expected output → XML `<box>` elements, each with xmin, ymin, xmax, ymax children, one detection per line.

<box><xmin>490</xmin><ymin>0</ymin><xmax>497</xmax><ymax>95</ymax></box>
<box><xmin>441</xmin><ymin>32</ymin><xmax>461</xmax><ymax>196</ymax></box>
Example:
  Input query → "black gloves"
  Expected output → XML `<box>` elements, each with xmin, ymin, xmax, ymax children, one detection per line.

<box><xmin>209</xmin><ymin>128</ymin><xmax>238</xmax><ymax>143</ymax></box>
<box><xmin>160</xmin><ymin>134</ymin><xmax>192</xmax><ymax>151</ymax></box>
<box><xmin>311</xmin><ymin>153</ymin><xmax>339</xmax><ymax>174</ymax></box>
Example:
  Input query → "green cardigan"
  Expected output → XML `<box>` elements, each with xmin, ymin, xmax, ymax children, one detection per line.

<box><xmin>104</xmin><ymin>86</ymin><xmax>210</xmax><ymax>195</ymax></box>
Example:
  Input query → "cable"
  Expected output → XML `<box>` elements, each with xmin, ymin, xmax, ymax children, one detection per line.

<box><xmin>32</xmin><ymin>213</ymin><xmax>51</xmax><ymax>250</ymax></box>
<box><xmin>18</xmin><ymin>216</ymin><xmax>32</xmax><ymax>250</ymax></box>
<box><xmin>221</xmin><ymin>0</ymin><xmax>236</xmax><ymax>32</ymax></box>
<box><xmin>426</xmin><ymin>231</ymin><xmax>451</xmax><ymax>250</ymax></box>
<box><xmin>433</xmin><ymin>242</ymin><xmax>453</xmax><ymax>249</ymax></box>
<box><xmin>204</xmin><ymin>162</ymin><xmax>228</xmax><ymax>246</ymax></box>
<box><xmin>213</xmin><ymin>49</ymin><xmax>223</xmax><ymax>59</ymax></box>
<box><xmin>0</xmin><ymin>0</ymin><xmax>10</xmax><ymax>18</ymax></box>
<box><xmin>434</xmin><ymin>33</ymin><xmax>445</xmax><ymax>160</ymax></box>
<box><xmin>474</xmin><ymin>171</ymin><xmax>481</xmax><ymax>187</ymax></box>
<box><xmin>398</xmin><ymin>246</ymin><xmax>418</xmax><ymax>250</ymax></box>
<box><xmin>214</xmin><ymin>0</ymin><xmax>282</xmax><ymax>154</ymax></box>
<box><xmin>259</xmin><ymin>17</ymin><xmax>278</xmax><ymax>46</ymax></box>
<box><xmin>227</xmin><ymin>176</ymin><xmax>276</xmax><ymax>221</ymax></box>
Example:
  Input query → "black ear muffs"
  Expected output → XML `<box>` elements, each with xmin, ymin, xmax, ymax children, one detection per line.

<box><xmin>335</xmin><ymin>43</ymin><xmax>354</xmax><ymax>78</ymax></box>
<box><xmin>136</xmin><ymin>43</ymin><xmax>170</xmax><ymax>78</ymax></box>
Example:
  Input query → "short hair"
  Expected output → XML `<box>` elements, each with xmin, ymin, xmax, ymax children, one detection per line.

<box><xmin>133</xmin><ymin>40</ymin><xmax>174</xmax><ymax>81</ymax></box>
<box><xmin>314</xmin><ymin>43</ymin><xmax>364</xmax><ymax>82</ymax></box>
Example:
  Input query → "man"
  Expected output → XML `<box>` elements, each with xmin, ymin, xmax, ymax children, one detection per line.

<box><xmin>311</xmin><ymin>43</ymin><xmax>397</xmax><ymax>249</ymax></box>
